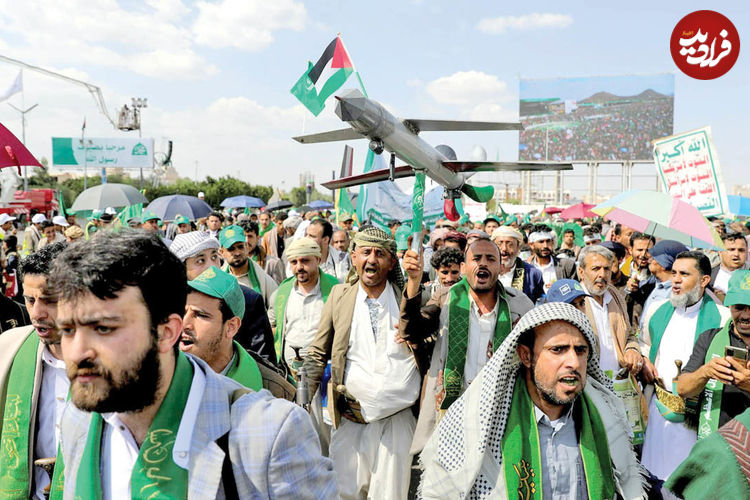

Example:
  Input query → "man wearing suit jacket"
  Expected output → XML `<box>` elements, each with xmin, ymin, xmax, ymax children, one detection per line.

<box><xmin>303</xmin><ymin>227</ymin><xmax>420</xmax><ymax>500</ymax></box>
<box><xmin>54</xmin><ymin>231</ymin><xmax>336</xmax><ymax>499</ymax></box>
<box><xmin>0</xmin><ymin>242</ymin><xmax>68</xmax><ymax>500</ymax></box>
<box><xmin>492</xmin><ymin>226</ymin><xmax>545</xmax><ymax>303</ymax></box>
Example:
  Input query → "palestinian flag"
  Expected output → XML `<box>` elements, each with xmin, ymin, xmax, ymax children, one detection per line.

<box><xmin>291</xmin><ymin>36</ymin><xmax>358</xmax><ymax>116</ymax></box>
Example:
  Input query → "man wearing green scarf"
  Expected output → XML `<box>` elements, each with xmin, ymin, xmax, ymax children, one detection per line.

<box><xmin>419</xmin><ymin>302</ymin><xmax>646</xmax><ymax>499</ymax></box>
<box><xmin>400</xmin><ymin>238</ymin><xmax>534</xmax><ymax>455</ymax></box>
<box><xmin>220</xmin><ymin>224</ymin><xmax>279</xmax><ymax>311</ymax></box>
<box><xmin>268</xmin><ymin>237</ymin><xmax>339</xmax><ymax>455</ymax></box>
<box><xmin>676</xmin><ymin>270</ymin><xmax>750</xmax><ymax>438</ymax></box>
<box><xmin>180</xmin><ymin>266</ymin><xmax>262</xmax><ymax>391</ymax></box>
<box><xmin>642</xmin><ymin>250</ymin><xmax>730</xmax><ymax>480</ymax></box>
<box><xmin>54</xmin><ymin>231</ymin><xmax>337</xmax><ymax>499</ymax></box>
<box><xmin>0</xmin><ymin>242</ymin><xmax>68</xmax><ymax>500</ymax></box>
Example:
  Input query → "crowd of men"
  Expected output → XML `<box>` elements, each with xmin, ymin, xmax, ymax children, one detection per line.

<box><xmin>1</xmin><ymin>203</ymin><xmax>749</xmax><ymax>499</ymax></box>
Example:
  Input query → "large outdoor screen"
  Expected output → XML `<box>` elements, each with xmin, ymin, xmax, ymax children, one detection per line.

<box><xmin>519</xmin><ymin>74</ymin><xmax>674</xmax><ymax>162</ymax></box>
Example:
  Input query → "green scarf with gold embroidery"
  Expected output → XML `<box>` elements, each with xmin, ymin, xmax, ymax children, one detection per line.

<box><xmin>74</xmin><ymin>353</ymin><xmax>193</xmax><ymax>499</ymax></box>
<box><xmin>502</xmin><ymin>377</ymin><xmax>616</xmax><ymax>499</ymax></box>
<box><xmin>442</xmin><ymin>278</ymin><xmax>511</xmax><ymax>410</ymax></box>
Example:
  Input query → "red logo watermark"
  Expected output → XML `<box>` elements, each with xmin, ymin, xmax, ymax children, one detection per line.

<box><xmin>670</xmin><ymin>10</ymin><xmax>740</xmax><ymax>80</ymax></box>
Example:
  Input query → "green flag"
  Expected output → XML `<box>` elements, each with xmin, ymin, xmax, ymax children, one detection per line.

<box><xmin>290</xmin><ymin>37</ymin><xmax>357</xmax><ymax>116</ymax></box>
<box><xmin>116</xmin><ymin>203</ymin><xmax>143</xmax><ymax>227</ymax></box>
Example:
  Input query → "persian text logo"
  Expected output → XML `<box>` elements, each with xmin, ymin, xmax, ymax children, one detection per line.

<box><xmin>670</xmin><ymin>10</ymin><xmax>740</xmax><ymax>80</ymax></box>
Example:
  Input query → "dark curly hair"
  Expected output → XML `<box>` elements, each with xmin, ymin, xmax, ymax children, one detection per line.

<box><xmin>430</xmin><ymin>247</ymin><xmax>464</xmax><ymax>270</ymax></box>
<box><xmin>19</xmin><ymin>241</ymin><xmax>67</xmax><ymax>279</ymax></box>
<box><xmin>51</xmin><ymin>230</ymin><xmax>187</xmax><ymax>331</ymax></box>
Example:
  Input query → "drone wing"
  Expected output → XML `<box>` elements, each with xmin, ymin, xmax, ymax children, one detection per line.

<box><xmin>442</xmin><ymin>160</ymin><xmax>574</xmax><ymax>173</ymax></box>
<box><xmin>320</xmin><ymin>166</ymin><xmax>414</xmax><ymax>190</ymax></box>
<box><xmin>402</xmin><ymin>119</ymin><xmax>523</xmax><ymax>133</ymax></box>
<box><xmin>292</xmin><ymin>127</ymin><xmax>363</xmax><ymax>144</ymax></box>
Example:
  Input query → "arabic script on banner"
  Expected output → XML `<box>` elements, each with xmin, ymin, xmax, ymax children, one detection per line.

<box><xmin>652</xmin><ymin>126</ymin><xmax>728</xmax><ymax>216</ymax></box>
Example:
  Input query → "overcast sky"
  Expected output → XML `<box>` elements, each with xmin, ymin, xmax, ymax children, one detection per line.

<box><xmin>0</xmin><ymin>0</ymin><xmax>746</xmax><ymax>196</ymax></box>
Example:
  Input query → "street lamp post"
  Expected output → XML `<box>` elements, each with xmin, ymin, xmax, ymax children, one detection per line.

<box><xmin>8</xmin><ymin>102</ymin><xmax>39</xmax><ymax>192</ymax></box>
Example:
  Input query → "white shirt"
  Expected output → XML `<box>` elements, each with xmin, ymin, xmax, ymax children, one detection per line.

<box><xmin>344</xmin><ymin>283</ymin><xmax>421</xmax><ymax>422</ymax></box>
<box><xmin>654</xmin><ymin>299</ymin><xmax>702</xmax><ymax>385</ymax></box>
<box><xmin>713</xmin><ymin>266</ymin><xmax>733</xmax><ymax>294</ymax></box>
<box><xmin>583</xmin><ymin>288</ymin><xmax>620</xmax><ymax>377</ymax></box>
<box><xmin>100</xmin><ymin>356</ymin><xmax>206</xmax><ymax>500</ymax></box>
<box><xmin>464</xmin><ymin>297</ymin><xmax>499</xmax><ymax>386</ymax></box>
<box><xmin>532</xmin><ymin>257</ymin><xmax>557</xmax><ymax>290</ymax></box>
<box><xmin>320</xmin><ymin>246</ymin><xmax>351</xmax><ymax>282</ymax></box>
<box><xmin>499</xmin><ymin>264</ymin><xmax>516</xmax><ymax>289</ymax></box>
<box><xmin>283</xmin><ymin>280</ymin><xmax>325</xmax><ymax>367</ymax></box>
<box><xmin>33</xmin><ymin>347</ymin><xmax>69</xmax><ymax>500</ymax></box>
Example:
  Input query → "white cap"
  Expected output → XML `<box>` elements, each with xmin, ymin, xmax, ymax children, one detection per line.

<box><xmin>198</xmin><ymin>191</ymin><xmax>205</xmax><ymax>199</ymax></box>
<box><xmin>0</xmin><ymin>213</ymin><xmax>16</xmax><ymax>225</ymax></box>
<box><xmin>288</xmin><ymin>209</ymin><xmax>299</xmax><ymax>217</ymax></box>
<box><xmin>104</xmin><ymin>206</ymin><xmax>117</xmax><ymax>215</ymax></box>
<box><xmin>31</xmin><ymin>214</ymin><xmax>47</xmax><ymax>224</ymax></box>
<box><xmin>52</xmin><ymin>215</ymin><xmax>69</xmax><ymax>227</ymax></box>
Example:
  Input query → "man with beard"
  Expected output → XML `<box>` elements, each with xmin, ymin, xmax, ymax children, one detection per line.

<box><xmin>419</xmin><ymin>303</ymin><xmax>645</xmax><ymax>499</ymax></box>
<box><xmin>238</xmin><ymin>220</ymin><xmax>285</xmax><ymax>284</ymax></box>
<box><xmin>54</xmin><ymin>231</ymin><xmax>337</xmax><ymax>499</ymax></box>
<box><xmin>640</xmin><ymin>240</ymin><xmax>690</xmax><ymax>331</ymax></box>
<box><xmin>180</xmin><ymin>266</ymin><xmax>262</xmax><ymax>391</ymax></box>
<box><xmin>600</xmin><ymin>241</ymin><xmax>629</xmax><ymax>290</ymax></box>
<box><xmin>528</xmin><ymin>224</ymin><xmax>576</xmax><ymax>292</ymax></box>
<box><xmin>220</xmin><ymin>225</ymin><xmax>278</xmax><ymax>311</ymax></box>
<box><xmin>577</xmin><ymin>245</ymin><xmax>644</xmax><ymax>379</ymax></box>
<box><xmin>303</xmin><ymin>227</ymin><xmax>420</xmax><ymax>499</ymax></box>
<box><xmin>268</xmin><ymin>238</ymin><xmax>339</xmax><ymax>454</ymax></box>
<box><xmin>306</xmin><ymin>219</ymin><xmax>351</xmax><ymax>282</ymax></box>
<box><xmin>0</xmin><ymin>242</ymin><xmax>68</xmax><ymax>500</ymax></box>
<box><xmin>642</xmin><ymin>251</ymin><xmax>730</xmax><ymax>480</ymax></box>
<box><xmin>623</xmin><ymin>233</ymin><xmax>656</xmax><ymax>326</ymax></box>
<box><xmin>491</xmin><ymin>226</ymin><xmax>544</xmax><ymax>303</ymax></box>
<box><xmin>710</xmin><ymin>232</ymin><xmax>748</xmax><ymax>302</ymax></box>
<box><xmin>676</xmin><ymin>270</ymin><xmax>750</xmax><ymax>437</ymax></box>
<box><xmin>170</xmin><ymin>231</ymin><xmax>276</xmax><ymax>366</ymax></box>
<box><xmin>400</xmin><ymin>238</ymin><xmax>533</xmax><ymax>455</ymax></box>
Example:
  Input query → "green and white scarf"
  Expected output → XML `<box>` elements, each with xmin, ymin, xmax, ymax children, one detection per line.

<box><xmin>0</xmin><ymin>332</ymin><xmax>40</xmax><ymax>498</ymax></box>
<box><xmin>501</xmin><ymin>377</ymin><xmax>616</xmax><ymax>500</ymax></box>
<box><xmin>226</xmin><ymin>340</ymin><xmax>263</xmax><ymax>391</ymax></box>
<box><xmin>442</xmin><ymin>277</ymin><xmax>511</xmax><ymax>410</ymax></box>
<box><xmin>273</xmin><ymin>270</ymin><xmax>338</xmax><ymax>363</ymax></box>
<box><xmin>698</xmin><ymin>320</ymin><xmax>733</xmax><ymax>439</ymax></box>
<box><xmin>75</xmin><ymin>352</ymin><xmax>193</xmax><ymax>500</ymax></box>
<box><xmin>648</xmin><ymin>295</ymin><xmax>722</xmax><ymax>363</ymax></box>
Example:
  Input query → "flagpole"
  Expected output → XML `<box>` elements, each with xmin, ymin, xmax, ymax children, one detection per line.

<box><xmin>82</xmin><ymin>117</ymin><xmax>87</xmax><ymax>190</ymax></box>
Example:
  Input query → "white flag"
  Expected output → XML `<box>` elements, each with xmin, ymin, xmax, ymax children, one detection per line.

<box><xmin>0</xmin><ymin>70</ymin><xmax>22</xmax><ymax>103</ymax></box>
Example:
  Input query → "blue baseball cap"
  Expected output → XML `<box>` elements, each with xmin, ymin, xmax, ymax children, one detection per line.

<box><xmin>545</xmin><ymin>279</ymin><xmax>590</xmax><ymax>305</ymax></box>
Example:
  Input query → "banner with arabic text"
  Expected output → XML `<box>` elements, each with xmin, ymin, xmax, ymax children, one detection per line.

<box><xmin>52</xmin><ymin>137</ymin><xmax>154</xmax><ymax>169</ymax></box>
<box><xmin>652</xmin><ymin>126</ymin><xmax>729</xmax><ymax>216</ymax></box>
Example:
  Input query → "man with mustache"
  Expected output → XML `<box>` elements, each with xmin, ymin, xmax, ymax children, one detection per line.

<box><xmin>675</xmin><ymin>270</ymin><xmax>750</xmax><ymax>437</ymax></box>
<box><xmin>170</xmin><ymin>231</ymin><xmax>277</xmax><ymax>366</ymax></box>
<box><xmin>305</xmin><ymin>219</ymin><xmax>351</xmax><ymax>282</ymax></box>
<box><xmin>491</xmin><ymin>226</ymin><xmax>544</xmax><ymax>303</ymax></box>
<box><xmin>238</xmin><ymin>220</ymin><xmax>285</xmax><ymax>284</ymax></box>
<box><xmin>0</xmin><ymin>242</ymin><xmax>67</xmax><ymax>500</ymax></box>
<box><xmin>268</xmin><ymin>237</ymin><xmax>339</xmax><ymax>454</ymax></box>
<box><xmin>303</xmin><ymin>227</ymin><xmax>419</xmax><ymax>499</ymax></box>
<box><xmin>419</xmin><ymin>303</ymin><xmax>645</xmax><ymax>498</ymax></box>
<box><xmin>577</xmin><ymin>245</ymin><xmax>645</xmax><ymax>379</ymax></box>
<box><xmin>528</xmin><ymin>224</ymin><xmax>577</xmax><ymax>292</ymax></box>
<box><xmin>220</xmin><ymin>224</ymin><xmax>278</xmax><ymax>310</ymax></box>
<box><xmin>400</xmin><ymin>238</ymin><xmax>533</xmax><ymax>455</ymax></box>
<box><xmin>54</xmin><ymin>231</ymin><xmax>337</xmax><ymax>499</ymax></box>
<box><xmin>710</xmin><ymin>232</ymin><xmax>748</xmax><ymax>302</ymax></box>
<box><xmin>642</xmin><ymin>250</ymin><xmax>730</xmax><ymax>481</ymax></box>
<box><xmin>180</xmin><ymin>266</ymin><xmax>262</xmax><ymax>391</ymax></box>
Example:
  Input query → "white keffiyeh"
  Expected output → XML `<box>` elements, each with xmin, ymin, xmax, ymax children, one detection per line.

<box><xmin>418</xmin><ymin>302</ymin><xmax>647</xmax><ymax>499</ymax></box>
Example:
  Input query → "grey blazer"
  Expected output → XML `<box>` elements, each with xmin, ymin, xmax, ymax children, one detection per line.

<box><xmin>59</xmin><ymin>355</ymin><xmax>338</xmax><ymax>499</ymax></box>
